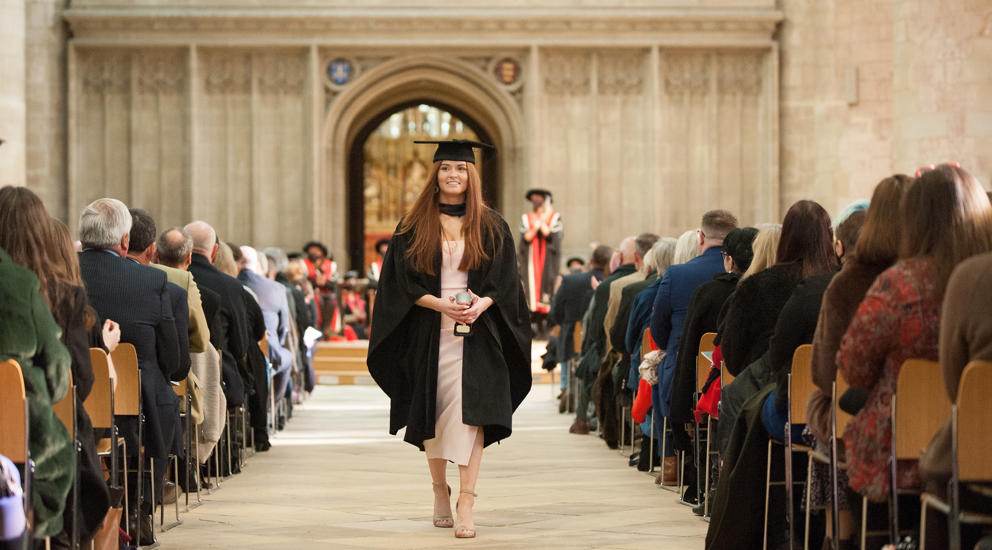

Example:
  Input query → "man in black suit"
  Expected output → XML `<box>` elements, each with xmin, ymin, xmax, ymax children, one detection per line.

<box><xmin>548</xmin><ymin>245</ymin><xmax>612</xmax><ymax>412</ymax></box>
<box><xmin>77</xmin><ymin>198</ymin><xmax>181</xmax><ymax>544</ymax></box>
<box><xmin>184</xmin><ymin>221</ymin><xmax>269</xmax><ymax>451</ymax></box>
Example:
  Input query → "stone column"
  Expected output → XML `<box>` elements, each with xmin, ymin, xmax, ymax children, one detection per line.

<box><xmin>0</xmin><ymin>0</ymin><xmax>26</xmax><ymax>187</ymax></box>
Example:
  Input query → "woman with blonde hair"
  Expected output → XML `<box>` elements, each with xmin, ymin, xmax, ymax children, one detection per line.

<box><xmin>367</xmin><ymin>140</ymin><xmax>531</xmax><ymax>539</ymax></box>
<box><xmin>673</xmin><ymin>229</ymin><xmax>701</xmax><ymax>265</ymax></box>
<box><xmin>738</xmin><ymin>223</ymin><xmax>781</xmax><ymax>282</ymax></box>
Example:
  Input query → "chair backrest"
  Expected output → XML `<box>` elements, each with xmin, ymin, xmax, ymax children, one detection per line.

<box><xmin>955</xmin><ymin>360</ymin><xmax>992</xmax><ymax>482</ymax></box>
<box><xmin>0</xmin><ymin>359</ymin><xmax>28</xmax><ymax>463</ymax></box>
<box><xmin>833</xmin><ymin>371</ymin><xmax>854</xmax><ymax>435</ymax></box>
<box><xmin>173</xmin><ymin>378</ymin><xmax>187</xmax><ymax>397</ymax></box>
<box><xmin>259</xmin><ymin>334</ymin><xmax>269</xmax><ymax>358</ymax></box>
<box><xmin>788</xmin><ymin>344</ymin><xmax>816</xmax><ymax>423</ymax></box>
<box><xmin>720</xmin><ymin>360</ymin><xmax>735</xmax><ymax>388</ymax></box>
<box><xmin>52</xmin><ymin>372</ymin><xmax>75</xmax><ymax>436</ymax></box>
<box><xmin>696</xmin><ymin>332</ymin><xmax>717</xmax><ymax>391</ymax></box>
<box><xmin>85</xmin><ymin>348</ymin><xmax>114</xmax><ymax>429</ymax></box>
<box><xmin>572</xmin><ymin>323</ymin><xmax>582</xmax><ymax>355</ymax></box>
<box><xmin>110</xmin><ymin>343</ymin><xmax>141</xmax><ymax>416</ymax></box>
<box><xmin>893</xmin><ymin>358</ymin><xmax>949</xmax><ymax>460</ymax></box>
<box><xmin>641</xmin><ymin>328</ymin><xmax>652</xmax><ymax>357</ymax></box>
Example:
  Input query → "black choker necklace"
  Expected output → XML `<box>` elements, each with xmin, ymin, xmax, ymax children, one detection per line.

<box><xmin>439</xmin><ymin>203</ymin><xmax>467</xmax><ymax>217</ymax></box>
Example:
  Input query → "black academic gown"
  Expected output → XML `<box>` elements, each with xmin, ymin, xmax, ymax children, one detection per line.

<box><xmin>367</xmin><ymin>212</ymin><xmax>532</xmax><ymax>450</ymax></box>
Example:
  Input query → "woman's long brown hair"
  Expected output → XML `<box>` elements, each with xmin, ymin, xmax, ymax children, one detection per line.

<box><xmin>900</xmin><ymin>164</ymin><xmax>992</xmax><ymax>293</ymax></box>
<box><xmin>0</xmin><ymin>186</ymin><xmax>82</xmax><ymax>317</ymax></box>
<box><xmin>398</xmin><ymin>161</ymin><xmax>503</xmax><ymax>275</ymax></box>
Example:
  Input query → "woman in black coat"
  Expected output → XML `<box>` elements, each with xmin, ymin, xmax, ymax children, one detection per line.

<box><xmin>367</xmin><ymin>140</ymin><xmax>531</xmax><ymax>539</ymax></box>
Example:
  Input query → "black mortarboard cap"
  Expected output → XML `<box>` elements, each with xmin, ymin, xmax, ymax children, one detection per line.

<box><xmin>525</xmin><ymin>188</ymin><xmax>553</xmax><ymax>201</ymax></box>
<box><xmin>414</xmin><ymin>139</ymin><xmax>494</xmax><ymax>164</ymax></box>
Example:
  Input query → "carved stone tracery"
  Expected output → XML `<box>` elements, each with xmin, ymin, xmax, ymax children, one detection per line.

<box><xmin>543</xmin><ymin>51</ymin><xmax>591</xmax><ymax>96</ymax></box>
<box><xmin>203</xmin><ymin>51</ymin><xmax>251</xmax><ymax>95</ymax></box>
<box><xmin>135</xmin><ymin>51</ymin><xmax>186</xmax><ymax>95</ymax></box>
<box><xmin>718</xmin><ymin>53</ymin><xmax>763</xmax><ymax>96</ymax></box>
<box><xmin>662</xmin><ymin>52</ymin><xmax>711</xmax><ymax>96</ymax></box>
<box><xmin>81</xmin><ymin>51</ymin><xmax>131</xmax><ymax>95</ymax></box>
<box><xmin>597</xmin><ymin>51</ymin><xmax>645</xmax><ymax>96</ymax></box>
<box><xmin>257</xmin><ymin>52</ymin><xmax>306</xmax><ymax>95</ymax></box>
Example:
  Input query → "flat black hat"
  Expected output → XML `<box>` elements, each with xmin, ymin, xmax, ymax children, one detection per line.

<box><xmin>414</xmin><ymin>139</ymin><xmax>494</xmax><ymax>163</ymax></box>
<box><xmin>525</xmin><ymin>188</ymin><xmax>552</xmax><ymax>200</ymax></box>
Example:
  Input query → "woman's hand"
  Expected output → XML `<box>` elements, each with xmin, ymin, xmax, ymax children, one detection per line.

<box><xmin>437</xmin><ymin>296</ymin><xmax>472</xmax><ymax>324</ymax></box>
<box><xmin>102</xmin><ymin>319</ymin><xmax>121</xmax><ymax>352</ymax></box>
<box><xmin>461</xmin><ymin>291</ymin><xmax>493</xmax><ymax>325</ymax></box>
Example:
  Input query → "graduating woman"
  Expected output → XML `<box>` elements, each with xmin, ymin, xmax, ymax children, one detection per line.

<box><xmin>367</xmin><ymin>139</ymin><xmax>532</xmax><ymax>539</ymax></box>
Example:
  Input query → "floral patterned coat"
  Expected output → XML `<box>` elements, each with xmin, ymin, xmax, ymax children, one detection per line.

<box><xmin>837</xmin><ymin>258</ymin><xmax>941</xmax><ymax>502</ymax></box>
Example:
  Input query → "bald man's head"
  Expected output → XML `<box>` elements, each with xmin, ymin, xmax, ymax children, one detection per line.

<box><xmin>185</xmin><ymin>220</ymin><xmax>218</xmax><ymax>260</ymax></box>
<box><xmin>618</xmin><ymin>236</ymin><xmax>637</xmax><ymax>265</ymax></box>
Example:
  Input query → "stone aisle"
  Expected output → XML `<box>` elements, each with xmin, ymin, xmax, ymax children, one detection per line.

<box><xmin>157</xmin><ymin>385</ymin><xmax>707</xmax><ymax>549</ymax></box>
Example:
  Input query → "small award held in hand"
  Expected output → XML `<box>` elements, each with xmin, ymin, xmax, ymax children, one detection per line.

<box><xmin>454</xmin><ymin>291</ymin><xmax>473</xmax><ymax>337</ymax></box>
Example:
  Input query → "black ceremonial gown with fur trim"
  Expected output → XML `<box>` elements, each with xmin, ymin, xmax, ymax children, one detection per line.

<box><xmin>367</xmin><ymin>212</ymin><xmax>532</xmax><ymax>450</ymax></box>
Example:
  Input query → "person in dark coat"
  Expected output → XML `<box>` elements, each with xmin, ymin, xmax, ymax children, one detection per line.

<box><xmin>76</xmin><ymin>198</ymin><xmax>181</xmax><ymax>544</ymax></box>
<box><xmin>669</xmin><ymin>228</ymin><xmax>757</xmax><ymax>433</ymax></box>
<box><xmin>572</xmin><ymin>239</ymin><xmax>638</xmax><ymax>436</ymax></box>
<box><xmin>184</xmin><ymin>221</ymin><xmax>261</xmax><ymax>445</ymax></box>
<box><xmin>715</xmin><ymin>201</ymin><xmax>838</xmax><ymax>455</ymax></box>
<box><xmin>548</xmin><ymin>245</ymin><xmax>610</xmax><ymax>407</ymax></box>
<box><xmin>367</xmin><ymin>140</ymin><xmax>531</xmax><ymax>540</ymax></box>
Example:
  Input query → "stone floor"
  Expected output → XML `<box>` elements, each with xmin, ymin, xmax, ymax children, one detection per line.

<box><xmin>157</xmin><ymin>384</ymin><xmax>707</xmax><ymax>549</ymax></box>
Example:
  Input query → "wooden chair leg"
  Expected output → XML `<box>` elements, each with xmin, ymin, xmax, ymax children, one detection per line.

<box><xmin>763</xmin><ymin>440</ymin><xmax>772</xmax><ymax>550</ymax></box>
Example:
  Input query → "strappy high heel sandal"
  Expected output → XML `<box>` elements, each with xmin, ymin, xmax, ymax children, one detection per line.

<box><xmin>455</xmin><ymin>490</ymin><xmax>477</xmax><ymax>538</ymax></box>
<box><xmin>432</xmin><ymin>482</ymin><xmax>453</xmax><ymax>528</ymax></box>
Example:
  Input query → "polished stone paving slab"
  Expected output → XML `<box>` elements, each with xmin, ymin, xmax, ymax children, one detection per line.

<box><xmin>157</xmin><ymin>384</ymin><xmax>707</xmax><ymax>549</ymax></box>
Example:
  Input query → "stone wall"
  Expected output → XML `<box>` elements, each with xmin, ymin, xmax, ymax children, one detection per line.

<box><xmin>26</xmin><ymin>0</ymin><xmax>68</xmax><ymax>217</ymax></box>
<box><xmin>778</xmin><ymin>0</ymin><xmax>992</xmax><ymax>220</ymax></box>
<box><xmin>0</xmin><ymin>0</ymin><xmax>26</xmax><ymax>188</ymax></box>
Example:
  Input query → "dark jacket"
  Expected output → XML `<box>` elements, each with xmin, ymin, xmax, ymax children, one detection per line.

<box><xmin>670</xmin><ymin>272</ymin><xmax>739</xmax><ymax>424</ymax></box>
<box><xmin>610</xmin><ymin>272</ymin><xmax>658</xmax><ymax>358</ymax></box>
<box><xmin>188</xmin><ymin>253</ymin><xmax>251</xmax><ymax>404</ymax></box>
<box><xmin>624</xmin><ymin>277</ymin><xmax>662</xmax><ymax>392</ymax></box>
<box><xmin>79</xmin><ymin>248</ymin><xmax>180</xmax><ymax>463</ymax></box>
<box><xmin>769</xmin><ymin>272</ymin><xmax>836</xmax><ymax>411</ymax></box>
<box><xmin>575</xmin><ymin>264</ymin><xmax>637</xmax><ymax>382</ymax></box>
<box><xmin>718</xmin><ymin>263</ymin><xmax>803</xmax><ymax>377</ymax></box>
<box><xmin>650</xmin><ymin>247</ymin><xmax>725</xmax><ymax>415</ymax></box>
<box><xmin>549</xmin><ymin>268</ymin><xmax>602</xmax><ymax>363</ymax></box>
<box><xmin>367</xmin><ymin>213</ymin><xmax>532</xmax><ymax>450</ymax></box>
<box><xmin>162</xmin><ymin>279</ymin><xmax>191</xmax><ymax>381</ymax></box>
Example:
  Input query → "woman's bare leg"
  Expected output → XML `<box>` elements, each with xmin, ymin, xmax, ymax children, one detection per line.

<box><xmin>428</xmin><ymin>458</ymin><xmax>452</xmax><ymax>526</ymax></box>
<box><xmin>456</xmin><ymin>429</ymin><xmax>485</xmax><ymax>535</ymax></box>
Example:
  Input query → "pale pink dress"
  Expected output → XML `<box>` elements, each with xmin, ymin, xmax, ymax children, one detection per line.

<box><xmin>423</xmin><ymin>240</ymin><xmax>480</xmax><ymax>466</ymax></box>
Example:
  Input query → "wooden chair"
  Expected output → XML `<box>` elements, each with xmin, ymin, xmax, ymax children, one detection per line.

<box><xmin>763</xmin><ymin>344</ymin><xmax>815</xmax><ymax>550</ymax></box>
<box><xmin>920</xmin><ymin>360</ymin><xmax>992</xmax><ymax>550</ymax></box>
<box><xmin>110</xmin><ymin>343</ymin><xmax>144</xmax><ymax>539</ymax></box>
<box><xmin>0</xmin><ymin>359</ymin><xmax>30</xmax><ymax>540</ymax></box>
<box><xmin>887</xmin><ymin>359</ymin><xmax>949</xmax><ymax>545</ymax></box>
<box><xmin>694</xmin><ymin>332</ymin><xmax>716</xmax><ymax>510</ymax></box>
<box><xmin>52</xmin><ymin>373</ymin><xmax>80</xmax><ymax>548</ymax></box>
<box><xmin>804</xmin><ymin>372</ymin><xmax>855</xmax><ymax>547</ymax></box>
<box><xmin>641</xmin><ymin>328</ymin><xmax>659</xmax><ymax>476</ymax></box>
<box><xmin>84</xmin><ymin>348</ymin><xmax>128</xmax><ymax>537</ymax></box>
<box><xmin>173</xmin><ymin>379</ymin><xmax>201</xmax><ymax>511</ymax></box>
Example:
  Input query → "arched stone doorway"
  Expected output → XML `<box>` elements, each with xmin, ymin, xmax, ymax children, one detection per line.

<box><xmin>320</xmin><ymin>56</ymin><xmax>526</xmax><ymax>272</ymax></box>
<box><xmin>347</xmin><ymin>101</ymin><xmax>499</xmax><ymax>273</ymax></box>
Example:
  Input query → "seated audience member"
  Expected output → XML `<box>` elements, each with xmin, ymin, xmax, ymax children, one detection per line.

<box><xmin>238</xmin><ymin>246</ymin><xmax>295</xmax><ymax>403</ymax></box>
<box><xmin>367</xmin><ymin>237</ymin><xmax>390</xmax><ymax>284</ymax></box>
<box><xmin>549</xmin><ymin>245</ymin><xmax>611</xmax><ymax>412</ymax></box>
<box><xmin>807</xmin><ymin>178</ymin><xmax>909</xmax><ymax>549</ymax></box>
<box><xmin>650</xmin><ymin>210</ymin><xmax>739</xmax><ymax>487</ymax></box>
<box><xmin>673</xmin><ymin>229</ymin><xmax>702</xmax><ymax>265</ymax></box>
<box><xmin>668</xmin><ymin>227</ymin><xmax>757</xmax><ymax>490</ymax></box>
<box><xmin>838</xmin><ymin>164</ymin><xmax>992</xmax><ymax>503</ymax></box>
<box><xmin>303</xmin><ymin>241</ymin><xmax>340</xmax><ymax>336</ymax></box>
<box><xmin>565</xmin><ymin>256</ymin><xmax>585</xmax><ymax>273</ymax></box>
<box><xmin>572</xmin><ymin>238</ymin><xmax>637</xmax><ymax>436</ymax></box>
<box><xmin>604</xmin><ymin>234</ymin><xmax>660</xmax><ymax>354</ymax></box>
<box><xmin>77</xmin><ymin>198</ymin><xmax>181</xmax><ymax>544</ymax></box>
<box><xmin>0</xmin><ymin>188</ymin><xmax>75</xmax><ymax>542</ymax></box>
<box><xmin>736</xmin><ymin>224</ymin><xmax>781</xmax><ymax>284</ymax></box>
<box><xmin>128</xmin><ymin>209</ymin><xmax>192</xmax><ymax>382</ymax></box>
<box><xmin>339</xmin><ymin>270</ymin><xmax>369</xmax><ymax>339</ymax></box>
<box><xmin>264</xmin><ymin>247</ymin><xmax>316</xmax><ymax>395</ymax></box>
<box><xmin>150</xmin><ymin>226</ymin><xmax>210</xmax><ymax>354</ymax></box>
<box><xmin>213</xmin><ymin>241</ymin><xmax>241</xmax><ymax>278</ymax></box>
<box><xmin>184</xmin><ymin>223</ymin><xmax>258</xmax><ymax>447</ymax></box>
<box><xmin>157</xmin><ymin>227</ymin><xmax>227</xmax><ymax>461</ymax></box>
<box><xmin>921</xmin><ymin>253</ymin><xmax>992</xmax><ymax>550</ymax></box>
<box><xmin>831</xmin><ymin>201</ymin><xmax>869</xmax><ymax>262</ymax></box>
<box><xmin>623</xmin><ymin>238</ymin><xmax>677</xmax><ymax>470</ymax></box>
<box><xmin>715</xmin><ymin>201</ymin><xmax>837</xmax><ymax>453</ymax></box>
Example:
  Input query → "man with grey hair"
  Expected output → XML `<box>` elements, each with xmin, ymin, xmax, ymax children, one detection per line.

<box><xmin>264</xmin><ymin>246</ymin><xmax>317</xmax><ymax>395</ymax></box>
<box><xmin>77</xmin><ymin>198</ymin><xmax>181</xmax><ymax>544</ymax></box>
